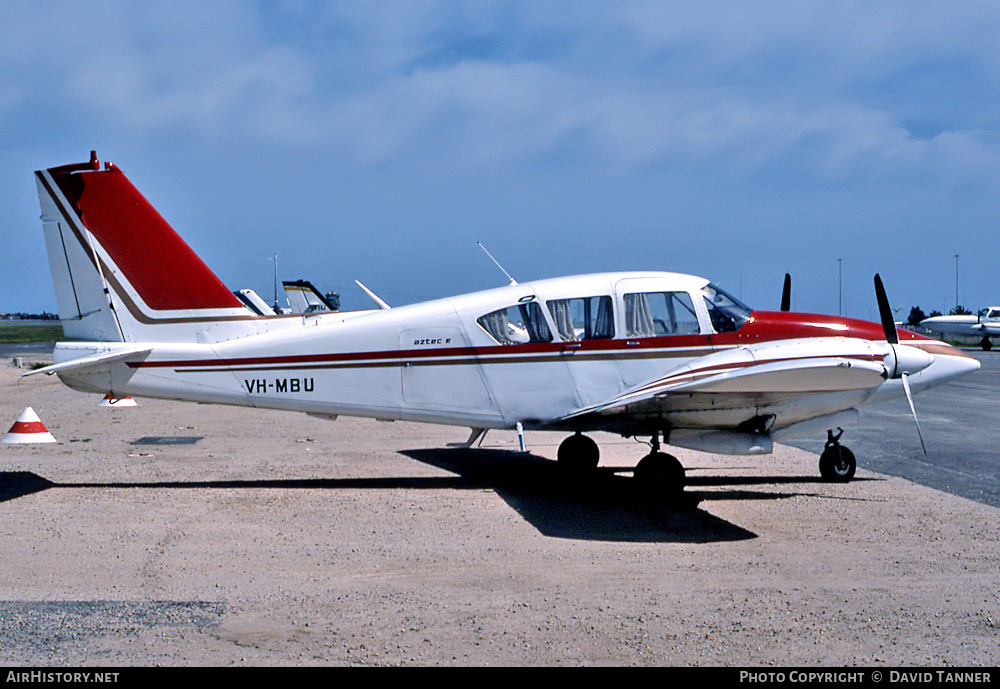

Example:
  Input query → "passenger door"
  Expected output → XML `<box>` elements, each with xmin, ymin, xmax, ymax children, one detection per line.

<box><xmin>545</xmin><ymin>294</ymin><xmax>623</xmax><ymax>407</ymax></box>
<box><xmin>615</xmin><ymin>278</ymin><xmax>712</xmax><ymax>387</ymax></box>
<box><xmin>472</xmin><ymin>297</ymin><xmax>581</xmax><ymax>424</ymax></box>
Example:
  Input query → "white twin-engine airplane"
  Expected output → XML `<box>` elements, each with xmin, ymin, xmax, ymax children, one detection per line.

<box><xmin>29</xmin><ymin>152</ymin><xmax>980</xmax><ymax>495</ymax></box>
<box><xmin>920</xmin><ymin>308</ymin><xmax>1000</xmax><ymax>351</ymax></box>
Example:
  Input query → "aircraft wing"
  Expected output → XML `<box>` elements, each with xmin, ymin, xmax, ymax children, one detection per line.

<box><xmin>557</xmin><ymin>339</ymin><xmax>887</xmax><ymax>433</ymax></box>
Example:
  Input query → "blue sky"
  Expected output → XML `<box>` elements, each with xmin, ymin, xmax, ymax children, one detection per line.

<box><xmin>3</xmin><ymin>1</ymin><xmax>999</xmax><ymax>319</ymax></box>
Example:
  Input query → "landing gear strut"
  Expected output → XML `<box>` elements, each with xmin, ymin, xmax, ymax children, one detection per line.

<box><xmin>819</xmin><ymin>428</ymin><xmax>856</xmax><ymax>482</ymax></box>
<box><xmin>634</xmin><ymin>432</ymin><xmax>685</xmax><ymax>497</ymax></box>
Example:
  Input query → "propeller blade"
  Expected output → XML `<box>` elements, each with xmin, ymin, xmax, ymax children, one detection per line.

<box><xmin>900</xmin><ymin>373</ymin><xmax>927</xmax><ymax>455</ymax></box>
<box><xmin>875</xmin><ymin>275</ymin><xmax>927</xmax><ymax>452</ymax></box>
<box><xmin>874</xmin><ymin>273</ymin><xmax>898</xmax><ymax>344</ymax></box>
<box><xmin>781</xmin><ymin>273</ymin><xmax>791</xmax><ymax>312</ymax></box>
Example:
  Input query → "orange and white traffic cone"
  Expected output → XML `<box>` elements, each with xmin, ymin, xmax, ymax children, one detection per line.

<box><xmin>2</xmin><ymin>407</ymin><xmax>57</xmax><ymax>444</ymax></box>
<box><xmin>99</xmin><ymin>393</ymin><xmax>137</xmax><ymax>407</ymax></box>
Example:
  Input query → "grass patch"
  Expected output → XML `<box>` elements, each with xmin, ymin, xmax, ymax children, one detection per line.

<box><xmin>0</xmin><ymin>324</ymin><xmax>65</xmax><ymax>344</ymax></box>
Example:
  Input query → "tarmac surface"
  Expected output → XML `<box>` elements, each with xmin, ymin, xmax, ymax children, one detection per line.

<box><xmin>0</xmin><ymin>351</ymin><xmax>998</xmax><ymax>666</ymax></box>
<box><xmin>789</xmin><ymin>350</ymin><xmax>1000</xmax><ymax>508</ymax></box>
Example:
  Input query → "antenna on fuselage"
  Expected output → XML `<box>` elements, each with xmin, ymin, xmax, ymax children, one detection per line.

<box><xmin>477</xmin><ymin>242</ymin><xmax>517</xmax><ymax>285</ymax></box>
<box><xmin>354</xmin><ymin>280</ymin><xmax>391</xmax><ymax>310</ymax></box>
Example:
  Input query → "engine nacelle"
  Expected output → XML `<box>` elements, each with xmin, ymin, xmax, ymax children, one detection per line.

<box><xmin>882</xmin><ymin>343</ymin><xmax>934</xmax><ymax>379</ymax></box>
<box><xmin>668</xmin><ymin>429</ymin><xmax>773</xmax><ymax>455</ymax></box>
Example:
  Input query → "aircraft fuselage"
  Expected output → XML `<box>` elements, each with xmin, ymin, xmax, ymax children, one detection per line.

<box><xmin>52</xmin><ymin>272</ymin><xmax>977</xmax><ymax>439</ymax></box>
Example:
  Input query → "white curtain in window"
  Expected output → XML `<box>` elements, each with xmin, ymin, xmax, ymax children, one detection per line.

<box><xmin>594</xmin><ymin>296</ymin><xmax>614</xmax><ymax>339</ymax></box>
<box><xmin>548</xmin><ymin>299</ymin><xmax>577</xmax><ymax>340</ymax></box>
<box><xmin>523</xmin><ymin>303</ymin><xmax>551</xmax><ymax>342</ymax></box>
<box><xmin>480</xmin><ymin>310</ymin><xmax>510</xmax><ymax>343</ymax></box>
<box><xmin>624</xmin><ymin>293</ymin><xmax>654</xmax><ymax>337</ymax></box>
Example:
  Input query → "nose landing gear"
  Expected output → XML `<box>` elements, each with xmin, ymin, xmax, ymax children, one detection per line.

<box><xmin>818</xmin><ymin>428</ymin><xmax>856</xmax><ymax>482</ymax></box>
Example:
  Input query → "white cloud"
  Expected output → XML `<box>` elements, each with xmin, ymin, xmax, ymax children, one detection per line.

<box><xmin>4</xmin><ymin>1</ymin><xmax>1000</xmax><ymax>313</ymax></box>
<box><xmin>5</xmin><ymin>1</ymin><xmax>1000</xmax><ymax>182</ymax></box>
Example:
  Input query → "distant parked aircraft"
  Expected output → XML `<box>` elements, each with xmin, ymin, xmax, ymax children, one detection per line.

<box><xmin>282</xmin><ymin>280</ymin><xmax>340</xmax><ymax>314</ymax></box>
<box><xmin>234</xmin><ymin>289</ymin><xmax>276</xmax><ymax>316</ymax></box>
<box><xmin>921</xmin><ymin>307</ymin><xmax>1000</xmax><ymax>351</ymax></box>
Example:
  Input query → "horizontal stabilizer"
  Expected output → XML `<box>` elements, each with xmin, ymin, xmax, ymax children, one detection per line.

<box><xmin>22</xmin><ymin>346</ymin><xmax>153</xmax><ymax>378</ymax></box>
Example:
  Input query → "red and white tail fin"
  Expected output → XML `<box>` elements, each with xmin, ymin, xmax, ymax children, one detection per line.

<box><xmin>35</xmin><ymin>152</ymin><xmax>263</xmax><ymax>343</ymax></box>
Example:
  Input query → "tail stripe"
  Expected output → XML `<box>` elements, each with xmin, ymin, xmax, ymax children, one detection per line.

<box><xmin>46</xmin><ymin>165</ymin><xmax>242</xmax><ymax>311</ymax></box>
<box><xmin>38</xmin><ymin>166</ymin><xmax>265</xmax><ymax>326</ymax></box>
<box><xmin>36</xmin><ymin>152</ymin><xmax>311</xmax><ymax>344</ymax></box>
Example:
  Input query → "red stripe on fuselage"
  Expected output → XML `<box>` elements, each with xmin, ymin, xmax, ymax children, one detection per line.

<box><xmin>123</xmin><ymin>311</ymin><xmax>944</xmax><ymax>372</ymax></box>
<box><xmin>128</xmin><ymin>336</ymin><xmax>714</xmax><ymax>371</ymax></box>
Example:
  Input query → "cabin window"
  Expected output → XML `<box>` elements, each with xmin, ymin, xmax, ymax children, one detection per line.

<box><xmin>546</xmin><ymin>296</ymin><xmax>615</xmax><ymax>341</ymax></box>
<box><xmin>623</xmin><ymin>291</ymin><xmax>700</xmax><ymax>337</ymax></box>
<box><xmin>477</xmin><ymin>302</ymin><xmax>552</xmax><ymax>345</ymax></box>
<box><xmin>701</xmin><ymin>283</ymin><xmax>752</xmax><ymax>333</ymax></box>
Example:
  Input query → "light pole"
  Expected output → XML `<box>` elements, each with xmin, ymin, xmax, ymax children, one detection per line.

<box><xmin>270</xmin><ymin>253</ymin><xmax>279</xmax><ymax>311</ymax></box>
<box><xmin>954</xmin><ymin>254</ymin><xmax>959</xmax><ymax>313</ymax></box>
<box><xmin>837</xmin><ymin>258</ymin><xmax>843</xmax><ymax>316</ymax></box>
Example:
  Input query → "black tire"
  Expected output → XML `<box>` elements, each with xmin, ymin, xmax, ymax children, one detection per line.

<box><xmin>634</xmin><ymin>452</ymin><xmax>686</xmax><ymax>496</ymax></box>
<box><xmin>557</xmin><ymin>433</ymin><xmax>600</xmax><ymax>472</ymax></box>
<box><xmin>980</xmin><ymin>337</ymin><xmax>992</xmax><ymax>352</ymax></box>
<box><xmin>819</xmin><ymin>445</ymin><xmax>856</xmax><ymax>482</ymax></box>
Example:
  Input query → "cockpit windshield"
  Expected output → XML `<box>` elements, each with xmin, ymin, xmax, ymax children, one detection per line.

<box><xmin>701</xmin><ymin>283</ymin><xmax>752</xmax><ymax>333</ymax></box>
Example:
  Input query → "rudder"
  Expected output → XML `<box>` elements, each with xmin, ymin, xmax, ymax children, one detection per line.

<box><xmin>36</xmin><ymin>152</ymin><xmax>261</xmax><ymax>343</ymax></box>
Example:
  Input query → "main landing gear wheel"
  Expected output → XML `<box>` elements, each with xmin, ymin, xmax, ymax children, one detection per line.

<box><xmin>557</xmin><ymin>432</ymin><xmax>600</xmax><ymax>473</ymax></box>
<box><xmin>632</xmin><ymin>432</ymin><xmax>686</xmax><ymax>497</ymax></box>
<box><xmin>819</xmin><ymin>428</ymin><xmax>856</xmax><ymax>483</ymax></box>
<box><xmin>634</xmin><ymin>451</ymin><xmax>686</xmax><ymax>497</ymax></box>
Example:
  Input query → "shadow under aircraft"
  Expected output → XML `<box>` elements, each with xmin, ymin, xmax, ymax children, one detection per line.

<box><xmin>1</xmin><ymin>446</ymin><xmax>879</xmax><ymax>543</ymax></box>
<box><xmin>399</xmin><ymin>447</ymin><xmax>859</xmax><ymax>543</ymax></box>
